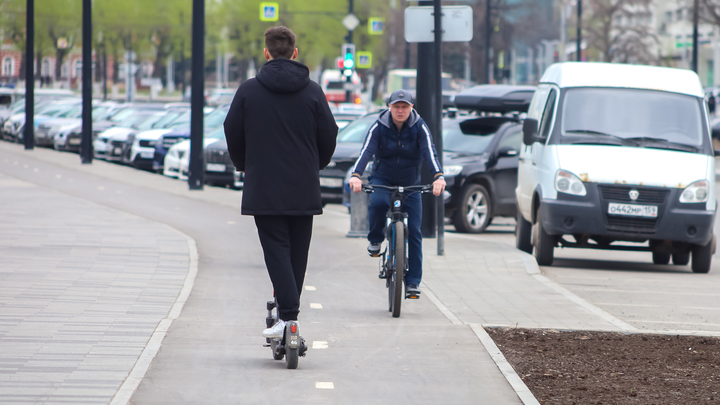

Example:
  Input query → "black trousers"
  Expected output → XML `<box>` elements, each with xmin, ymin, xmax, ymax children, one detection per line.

<box><xmin>254</xmin><ymin>215</ymin><xmax>314</xmax><ymax>321</ymax></box>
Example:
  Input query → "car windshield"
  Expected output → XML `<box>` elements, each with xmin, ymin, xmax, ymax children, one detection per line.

<box><xmin>133</xmin><ymin>113</ymin><xmax>166</xmax><ymax>130</ymax></box>
<box><xmin>116</xmin><ymin>112</ymin><xmax>158</xmax><ymax>129</ymax></box>
<box><xmin>206</xmin><ymin>127</ymin><xmax>225</xmax><ymax>140</ymax></box>
<box><xmin>443</xmin><ymin>118</ymin><xmax>506</xmax><ymax>154</ymax></box>
<box><xmin>204</xmin><ymin>107</ymin><xmax>229</xmax><ymax>129</ymax></box>
<box><xmin>150</xmin><ymin>110</ymin><xmax>186</xmax><ymax>129</ymax></box>
<box><xmin>560</xmin><ymin>88</ymin><xmax>705</xmax><ymax>149</ymax></box>
<box><xmin>108</xmin><ymin>108</ymin><xmax>138</xmax><ymax>123</ymax></box>
<box><xmin>337</xmin><ymin>115</ymin><xmax>377</xmax><ymax>143</ymax></box>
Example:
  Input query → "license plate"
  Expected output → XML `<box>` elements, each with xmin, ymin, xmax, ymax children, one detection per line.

<box><xmin>206</xmin><ymin>163</ymin><xmax>226</xmax><ymax>172</ymax></box>
<box><xmin>141</xmin><ymin>151</ymin><xmax>154</xmax><ymax>158</ymax></box>
<box><xmin>113</xmin><ymin>147</ymin><xmax>122</xmax><ymax>155</ymax></box>
<box><xmin>68</xmin><ymin>138</ymin><xmax>81</xmax><ymax>145</ymax></box>
<box><xmin>608</xmin><ymin>203</ymin><xmax>658</xmax><ymax>218</ymax></box>
<box><xmin>319</xmin><ymin>177</ymin><xmax>343</xmax><ymax>188</ymax></box>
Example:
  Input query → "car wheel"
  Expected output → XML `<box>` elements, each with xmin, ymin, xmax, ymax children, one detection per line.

<box><xmin>652</xmin><ymin>252</ymin><xmax>670</xmax><ymax>265</ymax></box>
<box><xmin>532</xmin><ymin>208</ymin><xmax>555</xmax><ymax>266</ymax></box>
<box><xmin>515</xmin><ymin>210</ymin><xmax>533</xmax><ymax>254</ymax></box>
<box><xmin>452</xmin><ymin>184</ymin><xmax>492</xmax><ymax>233</ymax></box>
<box><xmin>691</xmin><ymin>236</ymin><xmax>715</xmax><ymax>274</ymax></box>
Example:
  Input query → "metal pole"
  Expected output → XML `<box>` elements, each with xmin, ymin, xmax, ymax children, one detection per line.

<box><xmin>559</xmin><ymin>2</ymin><xmax>567</xmax><ymax>62</ymax></box>
<box><xmin>692</xmin><ymin>0</ymin><xmax>699</xmax><ymax>73</ymax></box>
<box><xmin>418</xmin><ymin>0</ymin><xmax>437</xmax><ymax>238</ymax></box>
<box><xmin>576</xmin><ymin>0</ymin><xmax>582</xmax><ymax>62</ymax></box>
<box><xmin>189</xmin><ymin>0</ymin><xmax>205</xmax><ymax>190</ymax></box>
<box><xmin>24</xmin><ymin>0</ymin><xmax>34</xmax><ymax>150</ymax></box>
<box><xmin>103</xmin><ymin>44</ymin><xmax>107</xmax><ymax>100</ymax></box>
<box><xmin>345</xmin><ymin>0</ymin><xmax>354</xmax><ymax>103</ymax></box>
<box><xmin>81</xmin><ymin>0</ymin><xmax>92</xmax><ymax>164</ymax></box>
<box><xmin>485</xmin><ymin>0</ymin><xmax>491</xmax><ymax>83</ymax></box>
<box><xmin>434</xmin><ymin>0</ymin><xmax>444</xmax><ymax>256</ymax></box>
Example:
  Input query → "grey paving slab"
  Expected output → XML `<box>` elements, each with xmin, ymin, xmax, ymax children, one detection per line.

<box><xmin>0</xmin><ymin>170</ymin><xmax>190</xmax><ymax>405</ymax></box>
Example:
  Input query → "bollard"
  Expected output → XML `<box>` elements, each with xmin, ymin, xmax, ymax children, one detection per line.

<box><xmin>347</xmin><ymin>174</ymin><xmax>370</xmax><ymax>238</ymax></box>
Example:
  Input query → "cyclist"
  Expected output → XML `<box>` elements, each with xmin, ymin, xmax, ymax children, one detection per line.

<box><xmin>348</xmin><ymin>89</ymin><xmax>445</xmax><ymax>298</ymax></box>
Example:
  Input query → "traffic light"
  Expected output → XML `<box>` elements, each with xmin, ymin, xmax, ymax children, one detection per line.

<box><xmin>341</xmin><ymin>43</ymin><xmax>355</xmax><ymax>77</ymax></box>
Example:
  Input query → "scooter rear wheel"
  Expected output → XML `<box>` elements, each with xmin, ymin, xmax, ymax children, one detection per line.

<box><xmin>285</xmin><ymin>348</ymin><xmax>299</xmax><ymax>369</ymax></box>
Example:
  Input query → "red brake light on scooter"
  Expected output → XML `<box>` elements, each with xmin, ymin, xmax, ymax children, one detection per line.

<box><xmin>290</xmin><ymin>324</ymin><xmax>297</xmax><ymax>333</ymax></box>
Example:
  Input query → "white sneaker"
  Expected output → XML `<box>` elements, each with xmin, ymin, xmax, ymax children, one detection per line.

<box><xmin>262</xmin><ymin>320</ymin><xmax>286</xmax><ymax>338</ymax></box>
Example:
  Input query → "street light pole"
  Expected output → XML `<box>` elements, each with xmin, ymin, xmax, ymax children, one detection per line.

<box><xmin>189</xmin><ymin>0</ymin><xmax>205</xmax><ymax>190</ymax></box>
<box><xmin>485</xmin><ymin>0</ymin><xmax>492</xmax><ymax>83</ymax></box>
<box><xmin>24</xmin><ymin>0</ymin><xmax>34</xmax><ymax>151</ymax></box>
<box><xmin>692</xmin><ymin>0</ymin><xmax>699</xmax><ymax>73</ymax></box>
<box><xmin>576</xmin><ymin>0</ymin><xmax>582</xmax><ymax>62</ymax></box>
<box><xmin>345</xmin><ymin>0</ymin><xmax>354</xmax><ymax>103</ymax></box>
<box><xmin>81</xmin><ymin>0</ymin><xmax>92</xmax><ymax>164</ymax></box>
<box><xmin>434</xmin><ymin>0</ymin><xmax>444</xmax><ymax>256</ymax></box>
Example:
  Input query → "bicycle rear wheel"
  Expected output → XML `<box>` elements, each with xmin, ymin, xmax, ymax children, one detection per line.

<box><xmin>391</xmin><ymin>221</ymin><xmax>405</xmax><ymax>318</ymax></box>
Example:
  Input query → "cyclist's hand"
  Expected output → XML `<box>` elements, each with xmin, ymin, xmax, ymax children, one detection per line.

<box><xmin>349</xmin><ymin>176</ymin><xmax>363</xmax><ymax>193</ymax></box>
<box><xmin>432</xmin><ymin>178</ymin><xmax>446</xmax><ymax>196</ymax></box>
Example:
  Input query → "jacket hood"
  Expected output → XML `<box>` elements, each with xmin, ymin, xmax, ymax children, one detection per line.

<box><xmin>377</xmin><ymin>108</ymin><xmax>420</xmax><ymax>129</ymax></box>
<box><xmin>256</xmin><ymin>59</ymin><xmax>311</xmax><ymax>94</ymax></box>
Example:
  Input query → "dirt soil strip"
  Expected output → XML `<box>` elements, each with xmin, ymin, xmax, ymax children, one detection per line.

<box><xmin>487</xmin><ymin>328</ymin><xmax>720</xmax><ymax>405</ymax></box>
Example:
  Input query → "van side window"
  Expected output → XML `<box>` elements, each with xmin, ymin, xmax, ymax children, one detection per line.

<box><xmin>539</xmin><ymin>89</ymin><xmax>557</xmax><ymax>138</ymax></box>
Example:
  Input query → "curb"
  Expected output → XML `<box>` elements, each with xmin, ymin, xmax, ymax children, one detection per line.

<box><xmin>109</xmin><ymin>227</ymin><xmax>199</xmax><ymax>405</ymax></box>
<box><xmin>422</xmin><ymin>284</ymin><xmax>540</xmax><ymax>405</ymax></box>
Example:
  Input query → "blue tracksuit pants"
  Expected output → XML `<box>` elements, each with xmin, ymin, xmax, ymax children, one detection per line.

<box><xmin>367</xmin><ymin>176</ymin><xmax>423</xmax><ymax>286</ymax></box>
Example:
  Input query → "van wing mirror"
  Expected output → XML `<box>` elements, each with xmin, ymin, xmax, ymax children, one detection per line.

<box><xmin>522</xmin><ymin>119</ymin><xmax>538</xmax><ymax>145</ymax></box>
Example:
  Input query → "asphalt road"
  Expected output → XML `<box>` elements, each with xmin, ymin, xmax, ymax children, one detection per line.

<box><xmin>472</xmin><ymin>184</ymin><xmax>720</xmax><ymax>334</ymax></box>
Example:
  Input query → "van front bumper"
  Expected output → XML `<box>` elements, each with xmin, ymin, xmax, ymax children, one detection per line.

<box><xmin>539</xmin><ymin>184</ymin><xmax>715</xmax><ymax>246</ymax></box>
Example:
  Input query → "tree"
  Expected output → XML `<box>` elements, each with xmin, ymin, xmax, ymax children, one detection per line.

<box><xmin>582</xmin><ymin>0</ymin><xmax>658</xmax><ymax>64</ymax></box>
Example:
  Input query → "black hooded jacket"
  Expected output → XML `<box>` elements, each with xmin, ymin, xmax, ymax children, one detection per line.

<box><xmin>224</xmin><ymin>59</ymin><xmax>338</xmax><ymax>215</ymax></box>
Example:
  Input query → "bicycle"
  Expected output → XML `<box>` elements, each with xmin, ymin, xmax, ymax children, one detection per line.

<box><xmin>363</xmin><ymin>184</ymin><xmax>433</xmax><ymax>318</ymax></box>
<box><xmin>264</xmin><ymin>296</ymin><xmax>307</xmax><ymax>369</ymax></box>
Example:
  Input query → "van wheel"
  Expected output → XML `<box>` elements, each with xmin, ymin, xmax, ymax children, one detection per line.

<box><xmin>672</xmin><ymin>252</ymin><xmax>690</xmax><ymax>266</ymax></box>
<box><xmin>652</xmin><ymin>252</ymin><xmax>670</xmax><ymax>265</ymax></box>
<box><xmin>532</xmin><ymin>209</ymin><xmax>555</xmax><ymax>266</ymax></box>
<box><xmin>515</xmin><ymin>211</ymin><xmax>532</xmax><ymax>254</ymax></box>
<box><xmin>691</xmin><ymin>236</ymin><xmax>715</xmax><ymax>274</ymax></box>
<box><xmin>452</xmin><ymin>184</ymin><xmax>491</xmax><ymax>233</ymax></box>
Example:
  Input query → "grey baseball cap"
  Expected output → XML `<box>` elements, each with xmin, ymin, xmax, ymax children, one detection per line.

<box><xmin>388</xmin><ymin>89</ymin><xmax>413</xmax><ymax>105</ymax></box>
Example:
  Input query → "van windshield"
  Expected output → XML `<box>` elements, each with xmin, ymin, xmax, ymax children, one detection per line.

<box><xmin>560</xmin><ymin>88</ymin><xmax>705</xmax><ymax>152</ymax></box>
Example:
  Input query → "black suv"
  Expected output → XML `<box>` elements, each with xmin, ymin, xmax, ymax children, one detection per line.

<box><xmin>443</xmin><ymin>85</ymin><xmax>534</xmax><ymax>233</ymax></box>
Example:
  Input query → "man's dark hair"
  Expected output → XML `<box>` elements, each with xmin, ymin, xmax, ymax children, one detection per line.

<box><xmin>265</xmin><ymin>26</ymin><xmax>296</xmax><ymax>59</ymax></box>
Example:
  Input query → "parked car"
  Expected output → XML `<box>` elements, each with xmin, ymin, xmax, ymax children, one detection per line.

<box><xmin>442</xmin><ymin>85</ymin><xmax>535</xmax><ymax>233</ymax></box>
<box><xmin>166</xmin><ymin>128</ymin><xmax>228</xmax><ymax>180</ymax></box>
<box><xmin>124</xmin><ymin>109</ymin><xmax>190</xmax><ymax>168</ymax></box>
<box><xmin>516</xmin><ymin>62</ymin><xmax>715</xmax><ymax>273</ymax></box>
<box><xmin>4</xmin><ymin>98</ymin><xmax>80</xmax><ymax>142</ymax></box>
<box><xmin>332</xmin><ymin>103</ymin><xmax>369</xmax><ymax>130</ymax></box>
<box><xmin>101</xmin><ymin>111</ymin><xmax>169</xmax><ymax>162</ymax></box>
<box><xmin>205</xmin><ymin>138</ymin><xmax>243</xmax><ymax>189</ymax></box>
<box><xmin>207</xmin><ymin>88</ymin><xmax>236</xmax><ymax>107</ymax></box>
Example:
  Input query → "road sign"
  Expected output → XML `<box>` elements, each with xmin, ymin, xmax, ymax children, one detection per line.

<box><xmin>368</xmin><ymin>18</ymin><xmax>384</xmax><ymax>35</ymax></box>
<box><xmin>404</xmin><ymin>6</ymin><xmax>473</xmax><ymax>43</ymax></box>
<box><xmin>357</xmin><ymin>52</ymin><xmax>372</xmax><ymax>69</ymax></box>
<box><xmin>342</xmin><ymin>13</ymin><xmax>360</xmax><ymax>31</ymax></box>
<box><xmin>260</xmin><ymin>2</ymin><xmax>279</xmax><ymax>22</ymax></box>
<box><xmin>57</xmin><ymin>38</ymin><xmax>68</xmax><ymax>49</ymax></box>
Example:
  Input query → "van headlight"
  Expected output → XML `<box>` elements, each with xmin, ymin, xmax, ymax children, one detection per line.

<box><xmin>444</xmin><ymin>165</ymin><xmax>462</xmax><ymax>177</ymax></box>
<box><xmin>680</xmin><ymin>180</ymin><xmax>709</xmax><ymax>203</ymax></box>
<box><xmin>555</xmin><ymin>170</ymin><xmax>587</xmax><ymax>196</ymax></box>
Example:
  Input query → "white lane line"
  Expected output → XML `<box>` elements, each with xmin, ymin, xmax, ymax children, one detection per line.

<box><xmin>110</xmin><ymin>228</ymin><xmax>199</xmax><ymax>405</ymax></box>
<box><xmin>304</xmin><ymin>286</ymin><xmax>317</xmax><ymax>291</ymax></box>
<box><xmin>316</xmin><ymin>382</ymin><xmax>334</xmax><ymax>389</ymax></box>
<box><xmin>55</xmin><ymin>174</ymin><xmax>62</xmax><ymax>179</ymax></box>
<box><xmin>309</xmin><ymin>303</ymin><xmax>323</xmax><ymax>309</ymax></box>
<box><xmin>227</xmin><ymin>221</ymin><xmax>235</xmax><ymax>224</ymax></box>
<box><xmin>98</xmin><ymin>186</ymin><xmax>105</xmax><ymax>190</ymax></box>
<box><xmin>519</xmin><ymin>253</ymin><xmax>637</xmax><ymax>332</ymax></box>
<box><xmin>312</xmin><ymin>341</ymin><xmax>328</xmax><ymax>349</ymax></box>
<box><xmin>33</xmin><ymin>168</ymin><xmax>39</xmax><ymax>172</ymax></box>
<box><xmin>470</xmin><ymin>324</ymin><xmax>541</xmax><ymax>405</ymax></box>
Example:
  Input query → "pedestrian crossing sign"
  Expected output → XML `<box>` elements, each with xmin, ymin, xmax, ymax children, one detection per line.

<box><xmin>357</xmin><ymin>52</ymin><xmax>372</xmax><ymax>69</ymax></box>
<box><xmin>368</xmin><ymin>18</ymin><xmax>384</xmax><ymax>35</ymax></box>
<box><xmin>260</xmin><ymin>3</ymin><xmax>279</xmax><ymax>21</ymax></box>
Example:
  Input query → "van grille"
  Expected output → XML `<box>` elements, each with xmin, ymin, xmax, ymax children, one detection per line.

<box><xmin>599</xmin><ymin>185</ymin><xmax>668</xmax><ymax>204</ymax></box>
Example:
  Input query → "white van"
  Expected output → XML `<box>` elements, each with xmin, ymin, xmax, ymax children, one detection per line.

<box><xmin>515</xmin><ymin>62</ymin><xmax>716</xmax><ymax>273</ymax></box>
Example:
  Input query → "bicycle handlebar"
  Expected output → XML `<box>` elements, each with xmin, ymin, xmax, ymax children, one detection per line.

<box><xmin>362</xmin><ymin>184</ymin><xmax>433</xmax><ymax>194</ymax></box>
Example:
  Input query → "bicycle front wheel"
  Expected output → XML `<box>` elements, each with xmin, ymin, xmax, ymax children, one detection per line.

<box><xmin>391</xmin><ymin>221</ymin><xmax>405</xmax><ymax>318</ymax></box>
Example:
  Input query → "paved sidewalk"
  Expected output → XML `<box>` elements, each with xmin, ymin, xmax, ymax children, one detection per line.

<box><xmin>0</xmin><ymin>172</ymin><xmax>191</xmax><ymax>405</ymax></box>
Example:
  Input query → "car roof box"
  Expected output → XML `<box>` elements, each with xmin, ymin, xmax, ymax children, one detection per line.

<box><xmin>453</xmin><ymin>85</ymin><xmax>535</xmax><ymax>113</ymax></box>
